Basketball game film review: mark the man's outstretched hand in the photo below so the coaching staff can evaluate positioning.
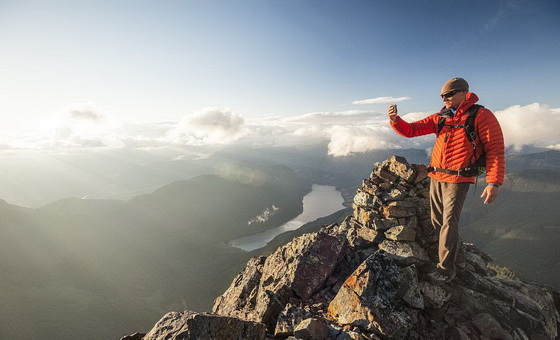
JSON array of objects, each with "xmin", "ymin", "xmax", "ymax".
[
  {"xmin": 387, "ymin": 104, "xmax": 398, "ymax": 122},
  {"xmin": 481, "ymin": 185, "xmax": 499, "ymax": 204}
]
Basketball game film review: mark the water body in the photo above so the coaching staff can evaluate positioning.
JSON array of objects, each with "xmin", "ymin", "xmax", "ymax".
[{"xmin": 230, "ymin": 185, "xmax": 345, "ymax": 251}]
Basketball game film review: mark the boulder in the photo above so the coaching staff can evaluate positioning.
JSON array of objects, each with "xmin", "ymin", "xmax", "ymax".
[
  {"xmin": 378, "ymin": 240, "xmax": 429, "ymax": 266},
  {"xmin": 398, "ymin": 265, "xmax": 424, "ymax": 309},
  {"xmin": 472, "ymin": 313, "xmax": 509, "ymax": 339},
  {"xmin": 143, "ymin": 311, "xmax": 266, "ymax": 340},
  {"xmin": 119, "ymin": 333, "xmax": 146, "ymax": 340},
  {"xmin": 385, "ymin": 225, "xmax": 416, "ymax": 242},
  {"xmin": 212, "ymin": 256, "xmax": 266, "ymax": 321},
  {"xmin": 274, "ymin": 304, "xmax": 314, "ymax": 337},
  {"xmin": 328, "ymin": 252, "xmax": 416, "ymax": 338},
  {"xmin": 419, "ymin": 281, "xmax": 450, "ymax": 309},
  {"xmin": 387, "ymin": 155, "xmax": 416, "ymax": 183},
  {"xmin": 293, "ymin": 318, "xmax": 331, "ymax": 340},
  {"xmin": 382, "ymin": 201, "xmax": 417, "ymax": 218},
  {"xmin": 215, "ymin": 231, "xmax": 345, "ymax": 331}
]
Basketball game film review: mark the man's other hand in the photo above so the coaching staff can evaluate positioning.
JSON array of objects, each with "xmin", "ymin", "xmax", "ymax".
[
  {"xmin": 481, "ymin": 185, "xmax": 499, "ymax": 204},
  {"xmin": 387, "ymin": 104, "xmax": 398, "ymax": 122}
]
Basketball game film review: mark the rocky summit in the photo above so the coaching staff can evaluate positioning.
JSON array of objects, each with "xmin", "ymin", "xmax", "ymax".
[{"xmin": 121, "ymin": 156, "xmax": 560, "ymax": 340}]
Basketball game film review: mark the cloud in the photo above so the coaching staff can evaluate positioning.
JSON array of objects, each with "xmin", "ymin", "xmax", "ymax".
[
  {"xmin": 352, "ymin": 96, "xmax": 410, "ymax": 105},
  {"xmin": 401, "ymin": 111, "xmax": 431, "ymax": 122},
  {"xmin": 494, "ymin": 103, "xmax": 560, "ymax": 151},
  {"xmin": 41, "ymin": 103, "xmax": 126, "ymax": 149},
  {"xmin": 166, "ymin": 107, "xmax": 248, "ymax": 145},
  {"xmin": 326, "ymin": 125, "xmax": 398, "ymax": 156},
  {"xmin": 67, "ymin": 105, "xmax": 105, "ymax": 121},
  {"xmin": 6, "ymin": 102, "xmax": 558, "ymax": 158}
]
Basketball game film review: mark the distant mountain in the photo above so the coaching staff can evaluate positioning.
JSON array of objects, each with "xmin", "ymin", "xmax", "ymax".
[
  {"xmin": 460, "ymin": 154, "xmax": 560, "ymax": 289},
  {"xmin": 212, "ymin": 145, "xmax": 429, "ymax": 202},
  {"xmin": 0, "ymin": 163, "xmax": 310, "ymax": 340},
  {"xmin": 505, "ymin": 149, "xmax": 560, "ymax": 171}
]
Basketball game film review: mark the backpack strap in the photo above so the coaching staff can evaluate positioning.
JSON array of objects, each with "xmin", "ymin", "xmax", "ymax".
[
  {"xmin": 436, "ymin": 104, "xmax": 483, "ymax": 139},
  {"xmin": 464, "ymin": 104, "xmax": 483, "ymax": 146}
]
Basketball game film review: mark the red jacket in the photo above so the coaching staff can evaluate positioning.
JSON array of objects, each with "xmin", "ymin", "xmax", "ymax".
[{"xmin": 390, "ymin": 92, "xmax": 505, "ymax": 185}]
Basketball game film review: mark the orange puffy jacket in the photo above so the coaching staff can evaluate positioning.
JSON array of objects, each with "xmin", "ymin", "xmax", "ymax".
[{"xmin": 390, "ymin": 92, "xmax": 505, "ymax": 185}]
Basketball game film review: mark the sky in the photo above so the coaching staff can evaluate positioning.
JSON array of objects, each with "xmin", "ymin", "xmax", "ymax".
[{"xmin": 1, "ymin": 0, "xmax": 560, "ymax": 157}]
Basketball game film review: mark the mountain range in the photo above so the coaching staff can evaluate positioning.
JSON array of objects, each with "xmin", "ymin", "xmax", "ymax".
[{"xmin": 0, "ymin": 147, "xmax": 559, "ymax": 339}]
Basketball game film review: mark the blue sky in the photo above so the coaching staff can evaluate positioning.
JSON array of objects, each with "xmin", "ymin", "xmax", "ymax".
[{"xmin": 0, "ymin": 0, "xmax": 559, "ymax": 153}]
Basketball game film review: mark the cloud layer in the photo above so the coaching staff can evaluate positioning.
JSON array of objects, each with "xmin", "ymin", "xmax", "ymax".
[
  {"xmin": 2, "ymin": 102, "xmax": 559, "ymax": 157},
  {"xmin": 494, "ymin": 103, "xmax": 560, "ymax": 151}
]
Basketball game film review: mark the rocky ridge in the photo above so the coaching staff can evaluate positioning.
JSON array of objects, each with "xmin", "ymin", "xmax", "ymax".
[{"xmin": 121, "ymin": 156, "xmax": 560, "ymax": 340}]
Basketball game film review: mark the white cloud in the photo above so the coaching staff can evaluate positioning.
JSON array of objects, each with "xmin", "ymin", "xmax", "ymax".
[
  {"xmin": 401, "ymin": 111, "xmax": 431, "ymax": 122},
  {"xmin": 353, "ymin": 96, "xmax": 410, "ymax": 105},
  {"xmin": 326, "ymin": 125, "xmax": 398, "ymax": 156},
  {"xmin": 494, "ymin": 103, "xmax": 560, "ymax": 151},
  {"xmin": 5, "ymin": 102, "xmax": 558, "ymax": 158},
  {"xmin": 166, "ymin": 107, "xmax": 248, "ymax": 145},
  {"xmin": 15, "ymin": 103, "xmax": 127, "ymax": 150}
]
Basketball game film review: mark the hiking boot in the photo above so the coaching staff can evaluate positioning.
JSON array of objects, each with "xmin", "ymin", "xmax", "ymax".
[{"xmin": 425, "ymin": 271, "xmax": 455, "ymax": 285}]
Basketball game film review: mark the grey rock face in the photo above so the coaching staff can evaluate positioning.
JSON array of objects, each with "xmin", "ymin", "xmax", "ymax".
[
  {"xmin": 212, "ymin": 256, "xmax": 266, "ymax": 321},
  {"xmin": 327, "ymin": 252, "xmax": 417, "ymax": 338},
  {"xmin": 214, "ymin": 231, "xmax": 345, "ymax": 331},
  {"xmin": 378, "ymin": 240, "xmax": 430, "ymax": 266},
  {"xmin": 142, "ymin": 311, "xmax": 266, "ymax": 340},
  {"xmin": 293, "ymin": 318, "xmax": 331, "ymax": 340}
]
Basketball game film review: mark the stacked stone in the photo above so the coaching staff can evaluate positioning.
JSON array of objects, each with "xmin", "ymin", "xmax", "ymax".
[{"xmin": 342, "ymin": 155, "xmax": 435, "ymax": 266}]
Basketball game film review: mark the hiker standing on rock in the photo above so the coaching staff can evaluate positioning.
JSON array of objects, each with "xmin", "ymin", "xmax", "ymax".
[{"xmin": 387, "ymin": 77, "xmax": 505, "ymax": 285}]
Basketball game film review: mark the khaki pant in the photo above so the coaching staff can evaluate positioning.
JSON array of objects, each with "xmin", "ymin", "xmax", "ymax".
[{"xmin": 429, "ymin": 178, "xmax": 469, "ymax": 275}]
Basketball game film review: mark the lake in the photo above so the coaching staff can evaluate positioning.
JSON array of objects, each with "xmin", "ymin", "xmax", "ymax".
[{"xmin": 230, "ymin": 184, "xmax": 345, "ymax": 251}]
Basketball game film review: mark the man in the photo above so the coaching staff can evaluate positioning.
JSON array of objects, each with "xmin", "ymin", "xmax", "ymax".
[{"xmin": 387, "ymin": 77, "xmax": 505, "ymax": 284}]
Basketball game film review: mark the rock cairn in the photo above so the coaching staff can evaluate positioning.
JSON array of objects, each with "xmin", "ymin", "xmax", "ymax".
[{"xmin": 121, "ymin": 156, "xmax": 560, "ymax": 340}]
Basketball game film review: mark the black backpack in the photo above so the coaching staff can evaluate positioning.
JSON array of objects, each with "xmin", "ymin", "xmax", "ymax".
[{"xmin": 436, "ymin": 104, "xmax": 486, "ymax": 177}]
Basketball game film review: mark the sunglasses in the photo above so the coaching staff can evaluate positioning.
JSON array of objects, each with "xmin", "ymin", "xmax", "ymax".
[{"xmin": 441, "ymin": 90, "xmax": 460, "ymax": 99}]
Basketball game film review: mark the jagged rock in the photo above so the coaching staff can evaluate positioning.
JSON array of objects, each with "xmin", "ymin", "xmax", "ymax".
[
  {"xmin": 328, "ymin": 252, "xmax": 416, "ymax": 338},
  {"xmin": 353, "ymin": 205, "xmax": 379, "ymax": 227},
  {"xmin": 142, "ymin": 311, "xmax": 266, "ymax": 340},
  {"xmin": 372, "ymin": 218, "xmax": 399, "ymax": 231},
  {"xmin": 374, "ymin": 168, "xmax": 397, "ymax": 183},
  {"xmin": 274, "ymin": 304, "xmax": 314, "ymax": 337},
  {"xmin": 336, "ymin": 330, "xmax": 374, "ymax": 340},
  {"xmin": 413, "ymin": 164, "xmax": 429, "ymax": 184},
  {"xmin": 385, "ymin": 225, "xmax": 416, "ymax": 242},
  {"xmin": 378, "ymin": 240, "xmax": 429, "ymax": 266},
  {"xmin": 345, "ymin": 218, "xmax": 382, "ymax": 249},
  {"xmin": 387, "ymin": 155, "xmax": 416, "ymax": 183},
  {"xmin": 451, "ymin": 271, "xmax": 559, "ymax": 339},
  {"xmin": 465, "ymin": 248, "xmax": 493, "ymax": 276},
  {"xmin": 444, "ymin": 326, "xmax": 471, "ymax": 340},
  {"xmin": 472, "ymin": 313, "xmax": 509, "ymax": 339},
  {"xmin": 419, "ymin": 281, "xmax": 450, "ymax": 309},
  {"xmin": 212, "ymin": 256, "xmax": 266, "ymax": 321},
  {"xmin": 119, "ymin": 333, "xmax": 146, "ymax": 340},
  {"xmin": 293, "ymin": 318, "xmax": 331, "ymax": 340},
  {"xmin": 398, "ymin": 265, "xmax": 424, "ymax": 309},
  {"xmin": 215, "ymin": 232, "xmax": 345, "ymax": 331},
  {"xmin": 382, "ymin": 201, "xmax": 417, "ymax": 218}
]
